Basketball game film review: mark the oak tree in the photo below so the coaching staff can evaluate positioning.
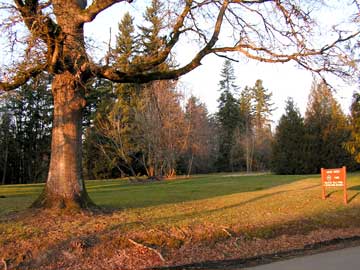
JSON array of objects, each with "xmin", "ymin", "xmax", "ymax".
[{"xmin": 0, "ymin": 0, "xmax": 358, "ymax": 209}]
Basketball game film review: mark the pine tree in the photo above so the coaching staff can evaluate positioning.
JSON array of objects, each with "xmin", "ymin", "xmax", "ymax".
[
  {"xmin": 272, "ymin": 98, "xmax": 306, "ymax": 174},
  {"xmin": 216, "ymin": 60, "xmax": 242, "ymax": 172}
]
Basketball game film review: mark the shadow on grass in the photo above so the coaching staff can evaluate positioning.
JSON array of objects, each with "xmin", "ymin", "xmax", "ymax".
[
  {"xmin": 88, "ymin": 175, "xmax": 313, "ymax": 210},
  {"xmin": 348, "ymin": 186, "xmax": 360, "ymax": 203}
]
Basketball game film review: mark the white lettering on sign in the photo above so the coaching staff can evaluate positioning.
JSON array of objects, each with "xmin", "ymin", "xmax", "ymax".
[{"xmin": 324, "ymin": 181, "xmax": 344, "ymax": 187}]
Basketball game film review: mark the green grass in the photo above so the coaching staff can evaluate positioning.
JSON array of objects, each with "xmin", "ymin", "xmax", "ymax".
[{"xmin": 0, "ymin": 173, "xmax": 311, "ymax": 215}]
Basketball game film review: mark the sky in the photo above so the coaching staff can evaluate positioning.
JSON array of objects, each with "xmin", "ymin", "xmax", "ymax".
[{"xmin": 83, "ymin": 0, "xmax": 358, "ymax": 126}]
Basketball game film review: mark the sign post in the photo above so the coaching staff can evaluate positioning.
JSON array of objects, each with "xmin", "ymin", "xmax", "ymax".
[{"xmin": 321, "ymin": 166, "xmax": 347, "ymax": 205}]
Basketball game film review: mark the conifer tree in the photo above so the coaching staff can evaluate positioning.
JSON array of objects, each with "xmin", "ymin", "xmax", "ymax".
[
  {"xmin": 304, "ymin": 81, "xmax": 353, "ymax": 173},
  {"xmin": 346, "ymin": 93, "xmax": 360, "ymax": 166},
  {"xmin": 0, "ymin": 75, "xmax": 53, "ymax": 184},
  {"xmin": 250, "ymin": 79, "xmax": 274, "ymax": 171},
  {"xmin": 272, "ymin": 98, "xmax": 306, "ymax": 174},
  {"xmin": 216, "ymin": 60, "xmax": 242, "ymax": 172}
]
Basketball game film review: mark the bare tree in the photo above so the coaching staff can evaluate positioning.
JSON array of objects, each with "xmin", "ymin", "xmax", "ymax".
[
  {"xmin": 135, "ymin": 80, "xmax": 185, "ymax": 179},
  {"xmin": 0, "ymin": 0, "xmax": 359, "ymax": 210}
]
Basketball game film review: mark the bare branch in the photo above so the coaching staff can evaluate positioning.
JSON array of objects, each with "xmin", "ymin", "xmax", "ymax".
[
  {"xmin": 80, "ymin": 0, "xmax": 133, "ymax": 23},
  {"xmin": 0, "ymin": 64, "xmax": 46, "ymax": 91}
]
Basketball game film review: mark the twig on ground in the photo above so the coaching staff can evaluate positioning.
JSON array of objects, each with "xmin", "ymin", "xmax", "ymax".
[
  {"xmin": 222, "ymin": 227, "xmax": 233, "ymax": 237},
  {"xmin": 128, "ymin": 239, "xmax": 165, "ymax": 262}
]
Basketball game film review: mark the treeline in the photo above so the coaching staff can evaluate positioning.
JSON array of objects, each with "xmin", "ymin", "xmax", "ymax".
[
  {"xmin": 272, "ymin": 82, "xmax": 360, "ymax": 174},
  {"xmin": 1, "ymin": 0, "xmax": 360, "ymax": 184}
]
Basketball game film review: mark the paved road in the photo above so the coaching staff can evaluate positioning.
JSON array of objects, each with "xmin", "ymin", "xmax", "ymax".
[{"xmin": 243, "ymin": 246, "xmax": 360, "ymax": 270}]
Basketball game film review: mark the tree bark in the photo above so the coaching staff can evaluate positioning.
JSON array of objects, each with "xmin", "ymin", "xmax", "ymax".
[{"xmin": 32, "ymin": 72, "xmax": 93, "ymax": 209}]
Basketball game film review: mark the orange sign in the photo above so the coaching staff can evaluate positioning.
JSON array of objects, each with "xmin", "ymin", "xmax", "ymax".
[{"xmin": 321, "ymin": 166, "xmax": 347, "ymax": 205}]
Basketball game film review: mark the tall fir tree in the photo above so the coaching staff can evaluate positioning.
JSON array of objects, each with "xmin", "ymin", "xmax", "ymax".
[
  {"xmin": 138, "ymin": 0, "xmax": 167, "ymax": 69},
  {"xmin": 271, "ymin": 98, "xmax": 306, "ymax": 174},
  {"xmin": 252, "ymin": 79, "xmax": 274, "ymax": 133},
  {"xmin": 113, "ymin": 12, "xmax": 137, "ymax": 71},
  {"xmin": 216, "ymin": 60, "xmax": 242, "ymax": 172}
]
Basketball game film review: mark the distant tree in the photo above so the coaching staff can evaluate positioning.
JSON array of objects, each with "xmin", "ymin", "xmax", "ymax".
[
  {"xmin": 304, "ymin": 81, "xmax": 353, "ymax": 173},
  {"xmin": 0, "ymin": 75, "xmax": 53, "ymax": 184},
  {"xmin": 346, "ymin": 93, "xmax": 360, "ymax": 166},
  {"xmin": 83, "ymin": 79, "xmax": 118, "ymax": 180},
  {"xmin": 272, "ymin": 98, "xmax": 306, "ymax": 174},
  {"xmin": 136, "ymin": 81, "xmax": 185, "ymax": 178},
  {"xmin": 251, "ymin": 79, "xmax": 274, "ymax": 171},
  {"xmin": 0, "ymin": 111, "xmax": 13, "ymax": 185},
  {"xmin": 239, "ymin": 86, "xmax": 254, "ymax": 172},
  {"xmin": 182, "ymin": 96, "xmax": 213, "ymax": 175},
  {"xmin": 216, "ymin": 60, "xmax": 242, "ymax": 172},
  {"xmin": 112, "ymin": 12, "xmax": 137, "ymax": 70}
]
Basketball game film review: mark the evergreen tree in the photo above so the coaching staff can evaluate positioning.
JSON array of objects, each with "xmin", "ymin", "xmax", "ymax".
[
  {"xmin": 271, "ymin": 98, "xmax": 306, "ymax": 174},
  {"xmin": 113, "ymin": 12, "xmax": 137, "ymax": 70},
  {"xmin": 346, "ymin": 92, "xmax": 360, "ymax": 167},
  {"xmin": 304, "ymin": 81, "xmax": 353, "ymax": 173},
  {"xmin": 250, "ymin": 79, "xmax": 274, "ymax": 171},
  {"xmin": 252, "ymin": 79, "xmax": 274, "ymax": 132},
  {"xmin": 0, "ymin": 75, "xmax": 53, "ymax": 184},
  {"xmin": 0, "ymin": 110, "xmax": 14, "ymax": 184},
  {"xmin": 139, "ymin": 0, "xmax": 165, "ymax": 58},
  {"xmin": 216, "ymin": 60, "xmax": 242, "ymax": 172}
]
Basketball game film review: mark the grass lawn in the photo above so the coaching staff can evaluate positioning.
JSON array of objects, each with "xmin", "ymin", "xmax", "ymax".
[{"xmin": 1, "ymin": 172, "xmax": 360, "ymax": 269}]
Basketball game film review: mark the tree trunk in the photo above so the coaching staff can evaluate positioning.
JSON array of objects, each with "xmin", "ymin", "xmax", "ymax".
[
  {"xmin": 1, "ymin": 144, "xmax": 8, "ymax": 185},
  {"xmin": 32, "ymin": 72, "xmax": 93, "ymax": 209}
]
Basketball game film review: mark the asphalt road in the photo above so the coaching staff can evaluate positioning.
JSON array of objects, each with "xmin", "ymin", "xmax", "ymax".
[{"xmin": 243, "ymin": 246, "xmax": 360, "ymax": 270}]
